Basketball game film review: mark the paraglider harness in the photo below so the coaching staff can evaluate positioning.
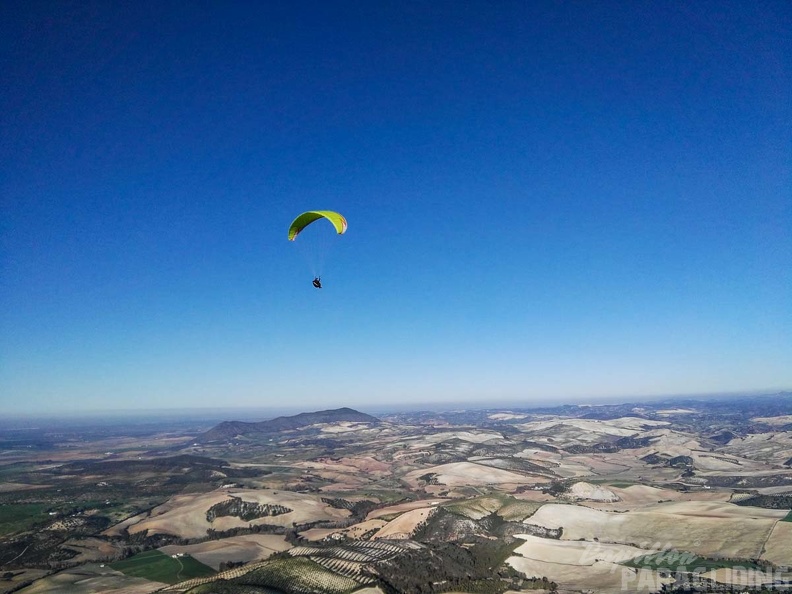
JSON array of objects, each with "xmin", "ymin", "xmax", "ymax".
[{"xmin": 312, "ymin": 277, "xmax": 322, "ymax": 289}]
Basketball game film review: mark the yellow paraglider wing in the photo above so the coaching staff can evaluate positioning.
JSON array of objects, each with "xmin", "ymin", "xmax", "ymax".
[{"xmin": 287, "ymin": 211, "xmax": 348, "ymax": 241}]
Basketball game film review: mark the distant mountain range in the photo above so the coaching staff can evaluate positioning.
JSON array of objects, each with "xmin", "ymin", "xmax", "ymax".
[{"xmin": 196, "ymin": 407, "xmax": 380, "ymax": 443}]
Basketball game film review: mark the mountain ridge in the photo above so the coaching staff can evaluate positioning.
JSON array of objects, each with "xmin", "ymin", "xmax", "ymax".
[{"xmin": 197, "ymin": 407, "xmax": 380, "ymax": 442}]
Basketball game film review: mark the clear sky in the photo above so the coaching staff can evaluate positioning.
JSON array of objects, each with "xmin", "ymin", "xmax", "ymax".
[{"xmin": 1, "ymin": 1, "xmax": 790, "ymax": 415}]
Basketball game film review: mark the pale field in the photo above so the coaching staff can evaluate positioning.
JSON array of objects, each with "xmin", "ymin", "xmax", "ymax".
[
  {"xmin": 290, "ymin": 457, "xmax": 394, "ymax": 489},
  {"xmin": 568, "ymin": 481, "xmax": 619, "ymax": 502},
  {"xmin": 125, "ymin": 488, "xmax": 350, "ymax": 539},
  {"xmin": 575, "ymin": 428, "xmax": 782, "ymax": 474},
  {"xmin": 656, "ymin": 409, "xmax": 697, "ymax": 414},
  {"xmin": 367, "ymin": 499, "xmax": 446, "ymax": 520},
  {"xmin": 506, "ymin": 534, "xmax": 669, "ymax": 594},
  {"xmin": 632, "ymin": 429, "xmax": 701, "ymax": 457},
  {"xmin": 695, "ymin": 468, "xmax": 792, "ymax": 482},
  {"xmin": 761, "ymin": 520, "xmax": 792, "ymax": 566},
  {"xmin": 510, "ymin": 490, "xmax": 557, "ymax": 503},
  {"xmin": 516, "ymin": 417, "xmax": 669, "ymax": 439},
  {"xmin": 514, "ymin": 448, "xmax": 561, "ymax": 462},
  {"xmin": 526, "ymin": 502, "xmax": 786, "ymax": 558},
  {"xmin": 754, "ymin": 485, "xmax": 792, "ymax": 495},
  {"xmin": 295, "ymin": 455, "xmax": 391, "ymax": 476},
  {"xmin": 722, "ymin": 431, "xmax": 792, "ymax": 465},
  {"xmin": 751, "ymin": 415, "xmax": 792, "ymax": 426},
  {"xmin": 512, "ymin": 533, "xmax": 656, "ymax": 565},
  {"xmin": 406, "ymin": 430, "xmax": 505, "ymax": 446},
  {"xmin": 403, "ymin": 461, "xmax": 541, "ymax": 488},
  {"xmin": 159, "ymin": 534, "xmax": 289, "ymax": 569},
  {"xmin": 487, "ymin": 413, "xmax": 527, "ymax": 420},
  {"xmin": 687, "ymin": 451, "xmax": 765, "ymax": 472},
  {"xmin": 564, "ymin": 455, "xmax": 632, "ymax": 475},
  {"xmin": 514, "ymin": 449, "xmax": 594, "ymax": 478},
  {"xmin": 16, "ymin": 563, "xmax": 166, "ymax": 594},
  {"xmin": 0, "ymin": 482, "xmax": 51, "ymax": 492},
  {"xmin": 372, "ymin": 506, "xmax": 436, "ymax": 539},
  {"xmin": 300, "ymin": 518, "xmax": 388, "ymax": 541},
  {"xmin": 318, "ymin": 421, "xmax": 379, "ymax": 433},
  {"xmin": 126, "ymin": 491, "xmax": 230, "ymax": 539},
  {"xmin": 582, "ymin": 485, "xmax": 729, "ymax": 512}
]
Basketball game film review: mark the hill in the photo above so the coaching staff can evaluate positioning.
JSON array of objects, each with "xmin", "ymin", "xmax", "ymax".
[{"xmin": 196, "ymin": 407, "xmax": 380, "ymax": 443}]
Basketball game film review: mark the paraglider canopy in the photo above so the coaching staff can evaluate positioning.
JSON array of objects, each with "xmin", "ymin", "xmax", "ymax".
[
  {"xmin": 288, "ymin": 211, "xmax": 347, "ymax": 241},
  {"xmin": 288, "ymin": 211, "xmax": 347, "ymax": 287}
]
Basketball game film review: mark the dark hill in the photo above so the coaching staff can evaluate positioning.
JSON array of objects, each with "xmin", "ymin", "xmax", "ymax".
[{"xmin": 197, "ymin": 407, "xmax": 380, "ymax": 443}]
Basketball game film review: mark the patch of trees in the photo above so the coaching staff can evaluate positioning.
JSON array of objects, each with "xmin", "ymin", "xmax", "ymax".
[
  {"xmin": 424, "ymin": 452, "xmax": 467, "ymax": 464},
  {"xmin": 366, "ymin": 541, "xmax": 557, "ymax": 594},
  {"xmin": 412, "ymin": 508, "xmax": 487, "ymax": 542},
  {"xmin": 706, "ymin": 474, "xmax": 792, "ymax": 488},
  {"xmin": 660, "ymin": 580, "xmax": 785, "ymax": 594},
  {"xmin": 519, "ymin": 440, "xmax": 559, "ymax": 453},
  {"xmin": 217, "ymin": 560, "xmax": 247, "ymax": 571},
  {"xmin": 520, "ymin": 523, "xmax": 562, "ymax": 539},
  {"xmin": 476, "ymin": 457, "xmax": 550, "ymax": 475},
  {"xmin": 708, "ymin": 430, "xmax": 735, "ymax": 445},
  {"xmin": 668, "ymin": 455, "xmax": 694, "ymax": 469},
  {"xmin": 289, "ymin": 437, "xmax": 343, "ymax": 450},
  {"xmin": 417, "ymin": 472, "xmax": 441, "ymax": 486},
  {"xmin": 732, "ymin": 494, "xmax": 792, "ymax": 509},
  {"xmin": 542, "ymin": 480, "xmax": 569, "ymax": 496},
  {"xmin": 206, "ymin": 496, "xmax": 291, "ymax": 522},
  {"xmin": 206, "ymin": 523, "xmax": 287, "ymax": 540},
  {"xmin": 125, "ymin": 530, "xmax": 185, "ymax": 549},
  {"xmin": 320, "ymin": 497, "xmax": 377, "ymax": 520},
  {"xmin": 615, "ymin": 435, "xmax": 657, "ymax": 449},
  {"xmin": 565, "ymin": 442, "xmax": 620, "ymax": 454},
  {"xmin": 1, "ymin": 528, "xmax": 92, "ymax": 570},
  {"xmin": 566, "ymin": 435, "xmax": 655, "ymax": 454}
]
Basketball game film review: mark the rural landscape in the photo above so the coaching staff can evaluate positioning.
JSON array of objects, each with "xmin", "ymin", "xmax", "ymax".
[
  {"xmin": 3, "ymin": 2, "xmax": 789, "ymax": 594},
  {"xmin": 1, "ymin": 394, "xmax": 791, "ymax": 594}
]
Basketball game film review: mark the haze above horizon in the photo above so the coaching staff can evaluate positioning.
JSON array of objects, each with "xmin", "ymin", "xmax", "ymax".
[{"xmin": 2, "ymin": 1, "xmax": 790, "ymax": 414}]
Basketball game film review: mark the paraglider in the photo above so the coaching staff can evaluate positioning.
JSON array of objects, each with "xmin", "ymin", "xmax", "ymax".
[
  {"xmin": 287, "ymin": 210, "xmax": 347, "ymax": 241},
  {"xmin": 288, "ymin": 211, "xmax": 347, "ymax": 287}
]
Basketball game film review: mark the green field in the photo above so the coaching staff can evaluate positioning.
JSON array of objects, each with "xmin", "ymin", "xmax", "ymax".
[
  {"xmin": 782, "ymin": 510, "xmax": 792, "ymax": 522},
  {"xmin": 110, "ymin": 549, "xmax": 216, "ymax": 584},
  {"xmin": 0, "ymin": 503, "xmax": 50, "ymax": 536}
]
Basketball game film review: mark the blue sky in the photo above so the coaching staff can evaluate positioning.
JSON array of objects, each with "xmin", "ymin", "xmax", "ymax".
[{"xmin": 1, "ymin": 1, "xmax": 790, "ymax": 415}]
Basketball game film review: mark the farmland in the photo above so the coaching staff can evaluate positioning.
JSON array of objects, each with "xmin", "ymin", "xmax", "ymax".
[
  {"xmin": 1, "ymin": 396, "xmax": 792, "ymax": 593},
  {"xmin": 110, "ymin": 549, "xmax": 216, "ymax": 584}
]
